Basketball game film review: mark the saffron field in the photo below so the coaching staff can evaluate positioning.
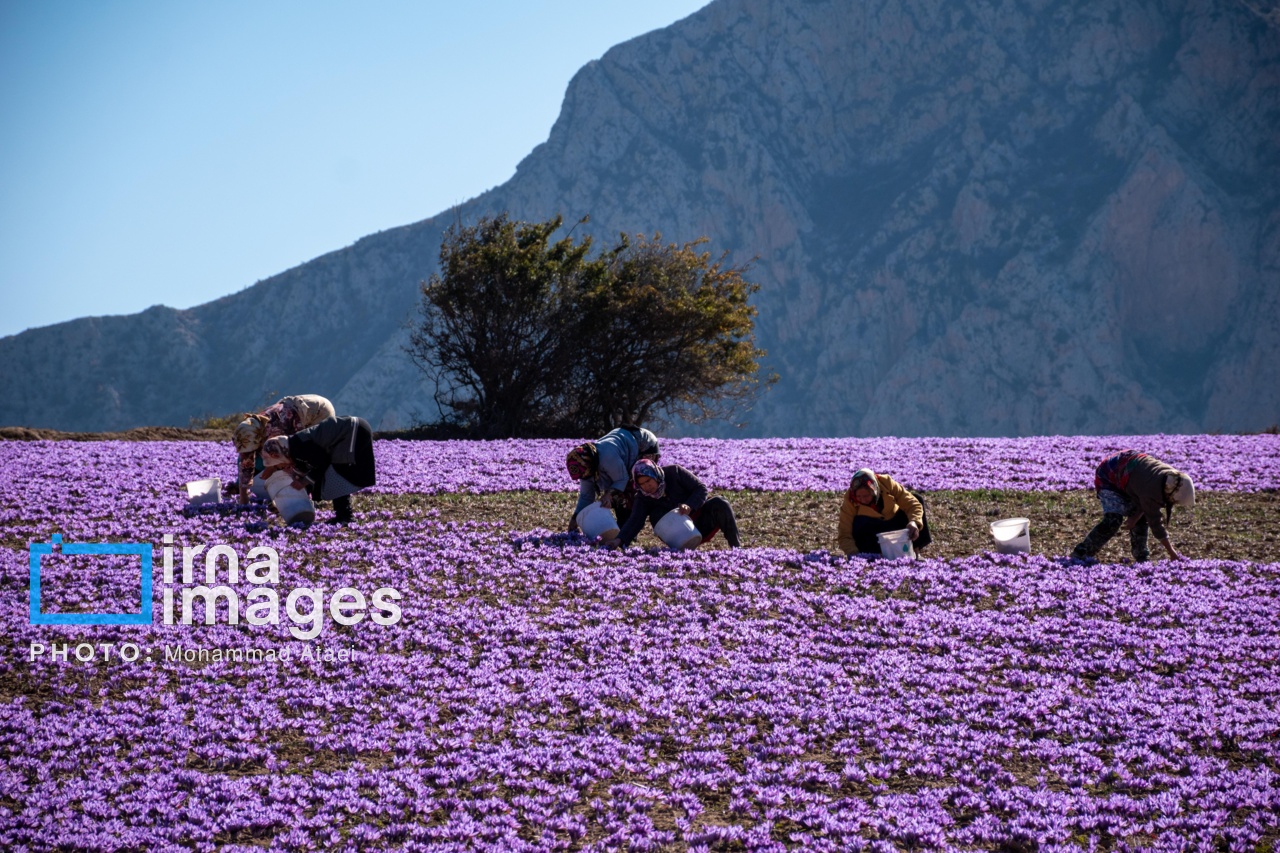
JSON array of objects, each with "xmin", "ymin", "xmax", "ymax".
[{"xmin": 1, "ymin": 436, "xmax": 1278, "ymax": 851}]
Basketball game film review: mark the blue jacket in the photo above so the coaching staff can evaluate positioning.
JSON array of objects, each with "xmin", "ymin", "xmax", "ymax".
[{"xmin": 572, "ymin": 428, "xmax": 640, "ymax": 517}]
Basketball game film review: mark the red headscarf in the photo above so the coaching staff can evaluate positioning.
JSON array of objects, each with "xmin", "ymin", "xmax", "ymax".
[{"xmin": 565, "ymin": 443, "xmax": 599, "ymax": 481}]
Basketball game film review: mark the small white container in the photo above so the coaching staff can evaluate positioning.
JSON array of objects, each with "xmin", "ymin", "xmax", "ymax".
[
  {"xmin": 576, "ymin": 501, "xmax": 619, "ymax": 541},
  {"xmin": 185, "ymin": 478, "xmax": 221, "ymax": 507},
  {"xmin": 264, "ymin": 470, "xmax": 315, "ymax": 524},
  {"xmin": 990, "ymin": 517, "xmax": 1031, "ymax": 554},
  {"xmin": 877, "ymin": 528, "xmax": 915, "ymax": 560},
  {"xmin": 654, "ymin": 511, "xmax": 703, "ymax": 550}
]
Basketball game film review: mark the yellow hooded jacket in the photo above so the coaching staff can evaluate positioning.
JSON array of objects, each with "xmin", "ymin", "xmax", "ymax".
[{"xmin": 837, "ymin": 473, "xmax": 924, "ymax": 556}]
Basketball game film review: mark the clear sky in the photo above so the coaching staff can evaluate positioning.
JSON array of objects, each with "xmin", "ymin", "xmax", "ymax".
[{"xmin": 0, "ymin": 0, "xmax": 710, "ymax": 339}]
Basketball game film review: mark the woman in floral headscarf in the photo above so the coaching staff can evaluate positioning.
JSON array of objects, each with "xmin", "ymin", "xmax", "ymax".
[
  {"xmin": 233, "ymin": 394, "xmax": 335, "ymax": 504},
  {"xmin": 837, "ymin": 468, "xmax": 931, "ymax": 556},
  {"xmin": 605, "ymin": 458, "xmax": 741, "ymax": 549},
  {"xmin": 565, "ymin": 425, "xmax": 660, "ymax": 532}
]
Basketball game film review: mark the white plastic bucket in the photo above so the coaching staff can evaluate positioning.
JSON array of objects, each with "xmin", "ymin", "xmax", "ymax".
[
  {"xmin": 576, "ymin": 501, "xmax": 619, "ymax": 541},
  {"xmin": 877, "ymin": 528, "xmax": 915, "ymax": 560},
  {"xmin": 264, "ymin": 470, "xmax": 315, "ymax": 524},
  {"xmin": 654, "ymin": 511, "xmax": 703, "ymax": 550},
  {"xmin": 990, "ymin": 517, "xmax": 1031, "ymax": 554},
  {"xmin": 185, "ymin": 478, "xmax": 221, "ymax": 507}
]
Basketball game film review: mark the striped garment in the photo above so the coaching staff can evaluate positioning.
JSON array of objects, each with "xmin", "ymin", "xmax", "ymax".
[{"xmin": 1094, "ymin": 450, "xmax": 1150, "ymax": 492}]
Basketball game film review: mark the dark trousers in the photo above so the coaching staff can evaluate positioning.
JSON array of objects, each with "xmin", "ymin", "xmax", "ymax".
[
  {"xmin": 690, "ymin": 497, "xmax": 740, "ymax": 547},
  {"xmin": 850, "ymin": 496, "xmax": 932, "ymax": 554}
]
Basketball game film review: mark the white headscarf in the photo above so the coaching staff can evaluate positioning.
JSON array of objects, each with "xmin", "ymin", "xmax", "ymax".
[{"xmin": 1166, "ymin": 472, "xmax": 1195, "ymax": 508}]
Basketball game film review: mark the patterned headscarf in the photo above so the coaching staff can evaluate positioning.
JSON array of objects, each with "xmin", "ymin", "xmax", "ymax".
[
  {"xmin": 847, "ymin": 468, "xmax": 881, "ymax": 506},
  {"xmin": 261, "ymin": 436, "xmax": 291, "ymax": 468},
  {"xmin": 233, "ymin": 415, "xmax": 269, "ymax": 453},
  {"xmin": 631, "ymin": 459, "xmax": 666, "ymax": 498},
  {"xmin": 262, "ymin": 399, "xmax": 302, "ymax": 436},
  {"xmin": 565, "ymin": 443, "xmax": 599, "ymax": 481}
]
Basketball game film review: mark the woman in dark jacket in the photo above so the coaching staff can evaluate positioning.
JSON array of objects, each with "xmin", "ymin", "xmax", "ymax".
[
  {"xmin": 261, "ymin": 416, "xmax": 376, "ymax": 524},
  {"xmin": 605, "ymin": 459, "xmax": 740, "ymax": 549}
]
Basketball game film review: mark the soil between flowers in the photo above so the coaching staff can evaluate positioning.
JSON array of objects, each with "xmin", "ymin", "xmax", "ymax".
[{"xmin": 376, "ymin": 489, "xmax": 1280, "ymax": 564}]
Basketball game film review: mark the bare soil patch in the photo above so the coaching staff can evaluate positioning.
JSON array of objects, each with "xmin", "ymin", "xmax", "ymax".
[
  {"xmin": 371, "ymin": 489, "xmax": 1280, "ymax": 563},
  {"xmin": 0, "ymin": 426, "xmax": 229, "ymax": 442}
]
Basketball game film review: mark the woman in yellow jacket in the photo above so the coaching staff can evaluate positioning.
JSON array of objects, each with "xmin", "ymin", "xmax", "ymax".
[{"xmin": 837, "ymin": 468, "xmax": 932, "ymax": 555}]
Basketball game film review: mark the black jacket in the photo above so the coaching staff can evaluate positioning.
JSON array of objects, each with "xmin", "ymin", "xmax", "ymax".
[
  {"xmin": 290, "ymin": 416, "xmax": 376, "ymax": 493},
  {"xmin": 617, "ymin": 464, "xmax": 708, "ymax": 546}
]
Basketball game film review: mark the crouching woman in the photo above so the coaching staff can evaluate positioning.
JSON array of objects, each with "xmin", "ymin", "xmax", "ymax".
[
  {"xmin": 260, "ymin": 416, "xmax": 376, "ymax": 524},
  {"xmin": 233, "ymin": 393, "xmax": 336, "ymax": 504},
  {"xmin": 838, "ymin": 468, "xmax": 932, "ymax": 556},
  {"xmin": 606, "ymin": 459, "xmax": 741, "ymax": 549},
  {"xmin": 565, "ymin": 426, "xmax": 661, "ymax": 531}
]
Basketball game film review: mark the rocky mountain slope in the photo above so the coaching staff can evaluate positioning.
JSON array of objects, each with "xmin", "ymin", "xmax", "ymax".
[{"xmin": 3, "ymin": 0, "xmax": 1277, "ymax": 436}]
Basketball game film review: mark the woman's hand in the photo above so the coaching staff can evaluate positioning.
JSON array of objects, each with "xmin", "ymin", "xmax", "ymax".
[
  {"xmin": 603, "ymin": 537, "xmax": 621, "ymax": 550},
  {"xmin": 907, "ymin": 521, "xmax": 920, "ymax": 541},
  {"xmin": 676, "ymin": 504, "xmax": 691, "ymax": 516},
  {"xmin": 599, "ymin": 491, "xmax": 613, "ymax": 510}
]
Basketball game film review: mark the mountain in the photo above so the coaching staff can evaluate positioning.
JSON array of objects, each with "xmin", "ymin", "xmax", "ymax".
[{"xmin": 3, "ymin": 0, "xmax": 1278, "ymax": 436}]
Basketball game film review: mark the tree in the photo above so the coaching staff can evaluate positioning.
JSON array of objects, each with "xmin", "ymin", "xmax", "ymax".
[
  {"xmin": 407, "ymin": 214, "xmax": 600, "ymax": 438},
  {"xmin": 558, "ymin": 233, "xmax": 770, "ymax": 431},
  {"xmin": 407, "ymin": 213, "xmax": 772, "ymax": 437}
]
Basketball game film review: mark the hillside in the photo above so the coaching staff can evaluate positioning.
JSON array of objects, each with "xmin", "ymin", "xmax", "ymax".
[{"xmin": 2, "ymin": 0, "xmax": 1278, "ymax": 435}]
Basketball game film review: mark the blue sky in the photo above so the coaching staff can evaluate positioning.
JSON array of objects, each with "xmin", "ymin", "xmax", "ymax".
[{"xmin": 0, "ymin": 1, "xmax": 709, "ymax": 339}]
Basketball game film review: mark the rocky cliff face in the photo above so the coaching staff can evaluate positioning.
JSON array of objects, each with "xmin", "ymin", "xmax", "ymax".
[{"xmin": 3, "ymin": 0, "xmax": 1277, "ymax": 436}]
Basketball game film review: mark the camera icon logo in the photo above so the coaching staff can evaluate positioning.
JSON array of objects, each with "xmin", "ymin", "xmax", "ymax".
[{"xmin": 29, "ymin": 534, "xmax": 153, "ymax": 625}]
